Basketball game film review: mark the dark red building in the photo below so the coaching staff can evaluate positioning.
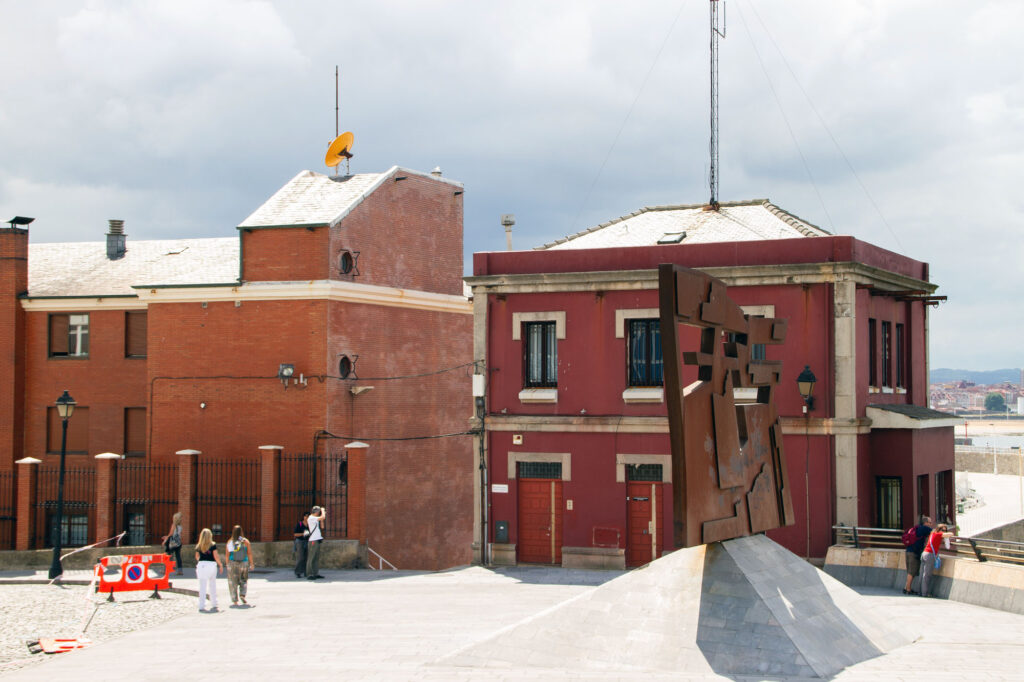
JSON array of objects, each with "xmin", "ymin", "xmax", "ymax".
[
  {"xmin": 467, "ymin": 200, "xmax": 958, "ymax": 568},
  {"xmin": 1, "ymin": 166, "xmax": 474, "ymax": 570}
]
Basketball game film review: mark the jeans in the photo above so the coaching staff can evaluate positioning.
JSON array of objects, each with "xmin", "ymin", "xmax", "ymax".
[
  {"xmin": 920, "ymin": 551, "xmax": 938, "ymax": 596},
  {"xmin": 227, "ymin": 560, "xmax": 249, "ymax": 602},
  {"xmin": 196, "ymin": 561, "xmax": 218, "ymax": 610},
  {"xmin": 306, "ymin": 540, "xmax": 321, "ymax": 577},
  {"xmin": 168, "ymin": 546, "xmax": 183, "ymax": 573},
  {"xmin": 294, "ymin": 540, "xmax": 308, "ymax": 576}
]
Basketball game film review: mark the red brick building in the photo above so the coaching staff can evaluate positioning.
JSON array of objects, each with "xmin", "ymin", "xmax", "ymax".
[
  {"xmin": 467, "ymin": 200, "xmax": 958, "ymax": 568},
  {"xmin": 0, "ymin": 166, "xmax": 474, "ymax": 570}
]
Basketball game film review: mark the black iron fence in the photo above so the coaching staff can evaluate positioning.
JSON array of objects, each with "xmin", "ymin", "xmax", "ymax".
[
  {"xmin": 115, "ymin": 461, "xmax": 178, "ymax": 546},
  {"xmin": 278, "ymin": 452, "xmax": 347, "ymax": 540},
  {"xmin": 0, "ymin": 470, "xmax": 14, "ymax": 550},
  {"xmin": 197, "ymin": 458, "xmax": 259, "ymax": 542},
  {"xmin": 34, "ymin": 467, "xmax": 96, "ymax": 548},
  {"xmin": 833, "ymin": 525, "xmax": 1024, "ymax": 567}
]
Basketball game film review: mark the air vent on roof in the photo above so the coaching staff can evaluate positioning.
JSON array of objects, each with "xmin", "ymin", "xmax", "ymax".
[
  {"xmin": 657, "ymin": 231, "xmax": 686, "ymax": 244},
  {"xmin": 106, "ymin": 219, "xmax": 126, "ymax": 260}
]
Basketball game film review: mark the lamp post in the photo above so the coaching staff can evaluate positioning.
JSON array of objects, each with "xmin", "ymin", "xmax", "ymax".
[
  {"xmin": 48, "ymin": 390, "xmax": 76, "ymax": 580},
  {"xmin": 796, "ymin": 366, "xmax": 816, "ymax": 558}
]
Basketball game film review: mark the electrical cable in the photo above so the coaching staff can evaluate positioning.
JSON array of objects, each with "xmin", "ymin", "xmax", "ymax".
[{"xmin": 742, "ymin": 1, "xmax": 905, "ymax": 251}]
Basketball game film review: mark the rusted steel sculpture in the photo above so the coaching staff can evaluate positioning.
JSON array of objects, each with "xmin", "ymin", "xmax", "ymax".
[{"xmin": 658, "ymin": 264, "xmax": 794, "ymax": 548}]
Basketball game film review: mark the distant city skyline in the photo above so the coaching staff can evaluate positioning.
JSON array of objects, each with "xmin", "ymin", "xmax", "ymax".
[{"xmin": 1, "ymin": 1, "xmax": 1019, "ymax": 369}]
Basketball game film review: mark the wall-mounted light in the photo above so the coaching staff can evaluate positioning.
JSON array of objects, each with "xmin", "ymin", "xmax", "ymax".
[
  {"xmin": 796, "ymin": 365, "xmax": 816, "ymax": 414},
  {"xmin": 350, "ymin": 385, "xmax": 374, "ymax": 396},
  {"xmin": 279, "ymin": 363, "xmax": 295, "ymax": 387}
]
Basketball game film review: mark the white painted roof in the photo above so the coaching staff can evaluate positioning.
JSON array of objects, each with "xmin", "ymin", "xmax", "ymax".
[
  {"xmin": 539, "ymin": 199, "xmax": 830, "ymax": 250},
  {"xmin": 28, "ymin": 238, "xmax": 239, "ymax": 297},
  {"xmin": 238, "ymin": 166, "xmax": 463, "ymax": 229}
]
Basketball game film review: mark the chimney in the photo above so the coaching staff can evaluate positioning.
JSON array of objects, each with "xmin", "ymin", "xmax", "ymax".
[
  {"xmin": 430, "ymin": 166, "xmax": 442, "ymax": 177},
  {"xmin": 106, "ymin": 219, "xmax": 126, "ymax": 260}
]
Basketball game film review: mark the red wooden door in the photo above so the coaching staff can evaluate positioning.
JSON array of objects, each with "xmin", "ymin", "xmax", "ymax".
[
  {"xmin": 517, "ymin": 479, "xmax": 563, "ymax": 564},
  {"xmin": 626, "ymin": 481, "xmax": 660, "ymax": 567}
]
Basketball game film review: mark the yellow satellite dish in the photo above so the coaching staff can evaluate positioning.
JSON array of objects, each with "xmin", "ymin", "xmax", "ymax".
[{"xmin": 324, "ymin": 131, "xmax": 355, "ymax": 168}]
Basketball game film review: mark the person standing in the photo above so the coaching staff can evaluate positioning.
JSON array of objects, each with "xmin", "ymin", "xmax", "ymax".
[
  {"xmin": 226, "ymin": 525, "xmax": 254, "ymax": 606},
  {"xmin": 194, "ymin": 527, "xmax": 223, "ymax": 612},
  {"xmin": 293, "ymin": 512, "xmax": 310, "ymax": 578},
  {"xmin": 306, "ymin": 506, "xmax": 326, "ymax": 580},
  {"xmin": 903, "ymin": 515, "xmax": 932, "ymax": 594},
  {"xmin": 919, "ymin": 523, "xmax": 948, "ymax": 598},
  {"xmin": 161, "ymin": 512, "xmax": 184, "ymax": 576}
]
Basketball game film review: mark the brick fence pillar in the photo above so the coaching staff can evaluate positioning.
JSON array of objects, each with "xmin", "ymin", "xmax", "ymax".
[
  {"xmin": 15, "ymin": 457, "xmax": 40, "ymax": 550},
  {"xmin": 344, "ymin": 442, "xmax": 368, "ymax": 543},
  {"xmin": 258, "ymin": 445, "xmax": 282, "ymax": 543},
  {"xmin": 176, "ymin": 449, "xmax": 200, "ymax": 545},
  {"xmin": 94, "ymin": 453, "xmax": 120, "ymax": 544}
]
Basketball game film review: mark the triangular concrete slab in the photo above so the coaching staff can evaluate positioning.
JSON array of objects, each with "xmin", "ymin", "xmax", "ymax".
[{"xmin": 440, "ymin": 535, "xmax": 915, "ymax": 678}]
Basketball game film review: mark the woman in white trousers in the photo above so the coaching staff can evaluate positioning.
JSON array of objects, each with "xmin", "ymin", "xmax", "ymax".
[{"xmin": 194, "ymin": 528, "xmax": 224, "ymax": 612}]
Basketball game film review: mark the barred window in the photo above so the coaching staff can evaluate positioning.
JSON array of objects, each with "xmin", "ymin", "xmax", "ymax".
[
  {"xmin": 627, "ymin": 319, "xmax": 663, "ymax": 387},
  {"xmin": 626, "ymin": 463, "xmax": 663, "ymax": 482},
  {"xmin": 523, "ymin": 321, "xmax": 557, "ymax": 388},
  {"xmin": 518, "ymin": 461, "xmax": 562, "ymax": 479}
]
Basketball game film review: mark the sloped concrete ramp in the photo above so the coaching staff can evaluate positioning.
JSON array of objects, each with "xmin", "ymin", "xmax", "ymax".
[{"xmin": 440, "ymin": 535, "xmax": 915, "ymax": 678}]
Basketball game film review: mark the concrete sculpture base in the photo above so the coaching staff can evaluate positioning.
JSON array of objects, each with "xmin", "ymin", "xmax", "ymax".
[{"xmin": 442, "ymin": 534, "xmax": 915, "ymax": 678}]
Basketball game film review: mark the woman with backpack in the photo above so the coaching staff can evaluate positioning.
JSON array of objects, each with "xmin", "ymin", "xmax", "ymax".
[{"xmin": 226, "ymin": 525, "xmax": 254, "ymax": 605}]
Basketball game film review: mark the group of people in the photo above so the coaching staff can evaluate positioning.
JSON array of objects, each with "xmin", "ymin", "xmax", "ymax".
[
  {"xmin": 291, "ymin": 506, "xmax": 327, "ymax": 580},
  {"xmin": 159, "ymin": 505, "xmax": 327, "ymax": 612},
  {"xmin": 903, "ymin": 515, "xmax": 950, "ymax": 598}
]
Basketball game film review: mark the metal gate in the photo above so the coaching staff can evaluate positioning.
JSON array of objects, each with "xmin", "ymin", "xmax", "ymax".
[
  {"xmin": 115, "ymin": 462, "xmax": 178, "ymax": 546},
  {"xmin": 0, "ymin": 470, "xmax": 14, "ymax": 550},
  {"xmin": 196, "ymin": 459, "xmax": 259, "ymax": 542},
  {"xmin": 34, "ymin": 467, "xmax": 96, "ymax": 548},
  {"xmin": 278, "ymin": 452, "xmax": 347, "ymax": 540}
]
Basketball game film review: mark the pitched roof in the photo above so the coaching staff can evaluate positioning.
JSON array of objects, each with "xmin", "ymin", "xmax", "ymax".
[
  {"xmin": 238, "ymin": 166, "xmax": 463, "ymax": 229},
  {"xmin": 27, "ymin": 237, "xmax": 239, "ymax": 297},
  {"xmin": 538, "ymin": 199, "xmax": 830, "ymax": 250}
]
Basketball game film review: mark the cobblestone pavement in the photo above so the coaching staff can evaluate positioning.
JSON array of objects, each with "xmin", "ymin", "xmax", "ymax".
[
  {"xmin": 0, "ymin": 568, "xmax": 1022, "ymax": 680},
  {"xmin": 0, "ymin": 582, "xmax": 194, "ymax": 676}
]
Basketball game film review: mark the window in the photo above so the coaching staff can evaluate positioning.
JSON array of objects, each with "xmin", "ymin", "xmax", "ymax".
[
  {"xmin": 881, "ymin": 321, "xmax": 892, "ymax": 388},
  {"xmin": 124, "ymin": 407, "xmax": 146, "ymax": 457},
  {"xmin": 868, "ymin": 318, "xmax": 877, "ymax": 386},
  {"xmin": 125, "ymin": 311, "xmax": 147, "ymax": 357},
  {"xmin": 627, "ymin": 319, "xmax": 663, "ymax": 387},
  {"xmin": 936, "ymin": 470, "xmax": 951, "ymax": 524},
  {"xmin": 876, "ymin": 476, "xmax": 902, "ymax": 529},
  {"xmin": 47, "ymin": 513, "xmax": 88, "ymax": 547},
  {"xmin": 523, "ymin": 321, "xmax": 557, "ymax": 388},
  {"xmin": 47, "ymin": 406, "xmax": 89, "ymax": 454},
  {"xmin": 917, "ymin": 474, "xmax": 928, "ymax": 521},
  {"xmin": 896, "ymin": 323, "xmax": 906, "ymax": 389},
  {"xmin": 124, "ymin": 506, "xmax": 146, "ymax": 546},
  {"xmin": 518, "ymin": 461, "xmax": 563, "ymax": 479},
  {"xmin": 49, "ymin": 313, "xmax": 89, "ymax": 357},
  {"xmin": 626, "ymin": 463, "xmax": 663, "ymax": 482}
]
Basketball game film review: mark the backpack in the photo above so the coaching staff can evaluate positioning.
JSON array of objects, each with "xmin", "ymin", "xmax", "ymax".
[{"xmin": 901, "ymin": 527, "xmax": 917, "ymax": 547}]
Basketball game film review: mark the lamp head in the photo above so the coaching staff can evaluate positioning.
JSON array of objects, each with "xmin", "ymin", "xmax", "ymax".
[
  {"xmin": 796, "ymin": 365, "xmax": 816, "ymax": 411},
  {"xmin": 55, "ymin": 390, "xmax": 76, "ymax": 419}
]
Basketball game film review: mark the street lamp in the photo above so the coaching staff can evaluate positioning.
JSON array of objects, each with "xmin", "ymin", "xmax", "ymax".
[
  {"xmin": 48, "ymin": 390, "xmax": 76, "ymax": 580},
  {"xmin": 796, "ymin": 365, "xmax": 816, "ymax": 414}
]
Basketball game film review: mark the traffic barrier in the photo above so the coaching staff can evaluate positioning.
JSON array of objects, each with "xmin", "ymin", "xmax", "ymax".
[{"xmin": 94, "ymin": 553, "xmax": 173, "ymax": 600}]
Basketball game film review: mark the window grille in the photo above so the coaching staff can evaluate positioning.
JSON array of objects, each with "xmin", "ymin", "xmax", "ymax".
[
  {"xmin": 876, "ymin": 476, "xmax": 902, "ymax": 529},
  {"xmin": 626, "ymin": 464, "xmax": 663, "ymax": 482},
  {"xmin": 518, "ymin": 461, "xmax": 562, "ymax": 479}
]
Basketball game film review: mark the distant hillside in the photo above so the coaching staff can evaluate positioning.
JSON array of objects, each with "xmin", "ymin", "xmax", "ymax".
[{"xmin": 930, "ymin": 368, "xmax": 1021, "ymax": 385}]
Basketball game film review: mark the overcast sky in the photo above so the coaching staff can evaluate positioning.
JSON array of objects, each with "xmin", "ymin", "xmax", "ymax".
[{"xmin": 1, "ymin": 1, "xmax": 1020, "ymax": 371}]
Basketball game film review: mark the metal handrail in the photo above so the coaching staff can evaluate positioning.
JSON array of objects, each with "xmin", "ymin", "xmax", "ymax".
[
  {"xmin": 832, "ymin": 525, "xmax": 1024, "ymax": 566},
  {"xmin": 366, "ymin": 546, "xmax": 397, "ymax": 571}
]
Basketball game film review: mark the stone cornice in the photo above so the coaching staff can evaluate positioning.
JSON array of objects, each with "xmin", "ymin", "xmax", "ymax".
[
  {"xmin": 22, "ymin": 280, "xmax": 472, "ymax": 315},
  {"xmin": 485, "ymin": 414, "xmax": 872, "ymax": 436},
  {"xmin": 466, "ymin": 262, "xmax": 934, "ymax": 295}
]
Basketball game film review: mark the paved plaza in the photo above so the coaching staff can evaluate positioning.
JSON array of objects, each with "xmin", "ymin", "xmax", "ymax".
[{"xmin": 1, "ymin": 564, "xmax": 1023, "ymax": 681}]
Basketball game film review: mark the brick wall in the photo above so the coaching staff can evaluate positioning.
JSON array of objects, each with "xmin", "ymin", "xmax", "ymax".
[{"xmin": 0, "ymin": 228, "xmax": 28, "ymax": 470}]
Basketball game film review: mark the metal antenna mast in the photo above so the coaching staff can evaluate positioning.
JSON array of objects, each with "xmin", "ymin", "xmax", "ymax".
[
  {"xmin": 709, "ymin": 1, "xmax": 725, "ymax": 209},
  {"xmin": 335, "ymin": 65, "xmax": 339, "ymax": 137}
]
